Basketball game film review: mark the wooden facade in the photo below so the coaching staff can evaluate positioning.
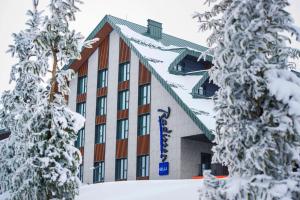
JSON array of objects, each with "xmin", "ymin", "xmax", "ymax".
[
  {"xmin": 94, "ymin": 144, "xmax": 106, "ymax": 161},
  {"xmin": 119, "ymin": 39, "xmax": 131, "ymax": 63},
  {"xmin": 139, "ymin": 62, "xmax": 151, "ymax": 85},
  {"xmin": 116, "ymin": 139, "xmax": 128, "ymax": 158},
  {"xmin": 137, "ymin": 135, "xmax": 150, "ymax": 156}
]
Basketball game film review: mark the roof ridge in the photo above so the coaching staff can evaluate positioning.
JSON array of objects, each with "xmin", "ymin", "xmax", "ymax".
[{"xmin": 106, "ymin": 15, "xmax": 208, "ymax": 51}]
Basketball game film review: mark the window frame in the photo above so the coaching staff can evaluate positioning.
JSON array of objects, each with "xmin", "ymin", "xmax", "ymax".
[
  {"xmin": 137, "ymin": 155, "xmax": 150, "ymax": 177},
  {"xmin": 118, "ymin": 90, "xmax": 129, "ymax": 110},
  {"xmin": 77, "ymin": 75, "xmax": 87, "ymax": 94},
  {"xmin": 118, "ymin": 62, "xmax": 130, "ymax": 82},
  {"xmin": 97, "ymin": 69, "xmax": 108, "ymax": 88},
  {"xmin": 138, "ymin": 114, "xmax": 150, "ymax": 136},
  {"xmin": 115, "ymin": 158, "xmax": 128, "ymax": 181},
  {"xmin": 96, "ymin": 96, "xmax": 107, "ymax": 116},
  {"xmin": 94, "ymin": 161, "xmax": 105, "ymax": 183},
  {"xmin": 139, "ymin": 84, "xmax": 151, "ymax": 105},
  {"xmin": 117, "ymin": 119, "xmax": 129, "ymax": 140},
  {"xmin": 75, "ymin": 128, "xmax": 85, "ymax": 148},
  {"xmin": 95, "ymin": 124, "xmax": 106, "ymax": 144},
  {"xmin": 76, "ymin": 102, "xmax": 86, "ymax": 117}
]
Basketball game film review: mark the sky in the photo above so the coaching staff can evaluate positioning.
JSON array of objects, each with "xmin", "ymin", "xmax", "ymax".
[{"xmin": 0, "ymin": 0, "xmax": 300, "ymax": 94}]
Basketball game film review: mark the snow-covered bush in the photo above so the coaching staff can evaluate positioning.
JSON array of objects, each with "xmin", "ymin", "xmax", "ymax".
[{"xmin": 195, "ymin": 0, "xmax": 300, "ymax": 199}]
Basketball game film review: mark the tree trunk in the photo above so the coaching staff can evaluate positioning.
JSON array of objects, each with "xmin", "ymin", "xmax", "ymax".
[{"xmin": 49, "ymin": 48, "xmax": 58, "ymax": 103}]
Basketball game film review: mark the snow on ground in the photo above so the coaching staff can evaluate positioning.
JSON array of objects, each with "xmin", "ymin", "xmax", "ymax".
[{"xmin": 76, "ymin": 179, "xmax": 203, "ymax": 200}]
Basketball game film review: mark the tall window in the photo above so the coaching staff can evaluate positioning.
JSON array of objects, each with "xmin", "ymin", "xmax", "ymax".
[
  {"xmin": 95, "ymin": 124, "xmax": 106, "ymax": 144},
  {"xmin": 97, "ymin": 69, "xmax": 108, "ymax": 88},
  {"xmin": 117, "ymin": 119, "xmax": 129, "ymax": 140},
  {"xmin": 119, "ymin": 62, "xmax": 130, "ymax": 82},
  {"xmin": 137, "ymin": 155, "xmax": 149, "ymax": 177},
  {"xmin": 75, "ymin": 128, "xmax": 85, "ymax": 148},
  {"xmin": 138, "ymin": 114, "xmax": 150, "ymax": 136},
  {"xmin": 96, "ymin": 96, "xmax": 107, "ymax": 116},
  {"xmin": 94, "ymin": 161, "xmax": 105, "ymax": 183},
  {"xmin": 116, "ymin": 158, "xmax": 127, "ymax": 180},
  {"xmin": 78, "ymin": 164, "xmax": 83, "ymax": 182},
  {"xmin": 77, "ymin": 75, "xmax": 87, "ymax": 94},
  {"xmin": 76, "ymin": 102, "xmax": 86, "ymax": 117},
  {"xmin": 139, "ymin": 84, "xmax": 151, "ymax": 105},
  {"xmin": 118, "ymin": 90, "xmax": 129, "ymax": 110}
]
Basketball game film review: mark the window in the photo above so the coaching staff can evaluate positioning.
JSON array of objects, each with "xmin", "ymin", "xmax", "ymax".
[
  {"xmin": 95, "ymin": 124, "xmax": 106, "ymax": 144},
  {"xmin": 76, "ymin": 102, "xmax": 86, "ymax": 117},
  {"xmin": 119, "ymin": 62, "xmax": 130, "ymax": 82},
  {"xmin": 138, "ymin": 114, "xmax": 150, "ymax": 136},
  {"xmin": 137, "ymin": 155, "xmax": 149, "ymax": 177},
  {"xmin": 77, "ymin": 75, "xmax": 87, "ymax": 94},
  {"xmin": 118, "ymin": 90, "xmax": 129, "ymax": 110},
  {"xmin": 94, "ymin": 161, "xmax": 105, "ymax": 183},
  {"xmin": 75, "ymin": 128, "xmax": 85, "ymax": 148},
  {"xmin": 97, "ymin": 69, "xmax": 108, "ymax": 88},
  {"xmin": 78, "ymin": 164, "xmax": 83, "ymax": 182},
  {"xmin": 139, "ymin": 84, "xmax": 151, "ymax": 105},
  {"xmin": 117, "ymin": 119, "xmax": 129, "ymax": 140},
  {"xmin": 197, "ymin": 87, "xmax": 204, "ymax": 95},
  {"xmin": 96, "ymin": 96, "xmax": 107, "ymax": 116},
  {"xmin": 115, "ymin": 158, "xmax": 127, "ymax": 180}
]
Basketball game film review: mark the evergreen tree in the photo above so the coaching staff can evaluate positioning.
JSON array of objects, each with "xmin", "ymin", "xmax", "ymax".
[
  {"xmin": 194, "ymin": 0, "xmax": 300, "ymax": 199},
  {"xmin": 0, "ymin": 0, "xmax": 97, "ymax": 199}
]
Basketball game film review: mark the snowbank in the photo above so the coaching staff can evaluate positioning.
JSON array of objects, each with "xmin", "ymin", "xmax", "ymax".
[{"xmin": 76, "ymin": 179, "xmax": 203, "ymax": 200}]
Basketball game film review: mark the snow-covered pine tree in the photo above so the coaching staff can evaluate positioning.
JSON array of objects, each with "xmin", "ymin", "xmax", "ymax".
[
  {"xmin": 1, "ymin": 0, "xmax": 97, "ymax": 199},
  {"xmin": 194, "ymin": 0, "xmax": 300, "ymax": 199},
  {"xmin": 26, "ymin": 0, "xmax": 97, "ymax": 199},
  {"xmin": 0, "ymin": 2, "xmax": 47, "ymax": 199}
]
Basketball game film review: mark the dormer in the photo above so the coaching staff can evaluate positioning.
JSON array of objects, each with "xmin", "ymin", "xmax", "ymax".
[
  {"xmin": 171, "ymin": 55, "xmax": 212, "ymax": 75},
  {"xmin": 192, "ymin": 72, "xmax": 218, "ymax": 98}
]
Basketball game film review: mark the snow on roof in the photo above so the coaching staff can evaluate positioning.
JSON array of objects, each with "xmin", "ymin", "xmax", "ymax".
[{"xmin": 116, "ymin": 24, "xmax": 216, "ymax": 131}]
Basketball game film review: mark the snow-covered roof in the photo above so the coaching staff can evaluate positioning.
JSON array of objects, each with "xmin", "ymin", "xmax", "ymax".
[
  {"xmin": 69, "ymin": 15, "xmax": 215, "ymax": 140},
  {"xmin": 116, "ymin": 24, "xmax": 215, "ymax": 132}
]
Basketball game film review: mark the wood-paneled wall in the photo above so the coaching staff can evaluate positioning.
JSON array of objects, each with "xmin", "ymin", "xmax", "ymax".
[
  {"xmin": 119, "ymin": 39, "xmax": 131, "ymax": 63},
  {"xmin": 139, "ymin": 62, "xmax": 151, "ymax": 85},
  {"xmin": 137, "ymin": 135, "xmax": 150, "ymax": 156},
  {"xmin": 98, "ymin": 36, "xmax": 109, "ymax": 70},
  {"xmin": 94, "ymin": 144, "xmax": 105, "ymax": 161},
  {"xmin": 116, "ymin": 139, "xmax": 128, "ymax": 158}
]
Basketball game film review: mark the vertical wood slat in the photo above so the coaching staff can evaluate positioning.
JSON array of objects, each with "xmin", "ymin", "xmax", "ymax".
[
  {"xmin": 137, "ymin": 135, "xmax": 150, "ymax": 156},
  {"xmin": 98, "ymin": 35, "xmax": 109, "ymax": 70},
  {"xmin": 119, "ymin": 39, "xmax": 131, "ymax": 63},
  {"xmin": 78, "ymin": 61, "xmax": 88, "ymax": 77},
  {"xmin": 117, "ymin": 109, "xmax": 129, "ymax": 120},
  {"xmin": 70, "ymin": 23, "xmax": 113, "ymax": 72},
  {"xmin": 138, "ymin": 104, "xmax": 151, "ymax": 115},
  {"xmin": 139, "ymin": 62, "xmax": 151, "ymax": 85},
  {"xmin": 118, "ymin": 80, "xmax": 130, "ymax": 91},
  {"xmin": 79, "ymin": 147, "xmax": 84, "ymax": 157},
  {"xmin": 76, "ymin": 93, "xmax": 87, "ymax": 103},
  {"xmin": 116, "ymin": 139, "xmax": 128, "ymax": 158},
  {"xmin": 95, "ymin": 116, "xmax": 106, "ymax": 125},
  {"xmin": 94, "ymin": 144, "xmax": 105, "ymax": 161},
  {"xmin": 97, "ymin": 87, "xmax": 107, "ymax": 97}
]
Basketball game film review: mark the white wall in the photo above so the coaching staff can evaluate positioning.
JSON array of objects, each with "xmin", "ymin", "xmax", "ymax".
[
  {"xmin": 104, "ymin": 30, "xmax": 120, "ymax": 182},
  {"xmin": 83, "ymin": 48, "xmax": 99, "ymax": 184},
  {"xmin": 68, "ymin": 73, "xmax": 78, "ymax": 112},
  {"xmin": 127, "ymin": 50, "xmax": 139, "ymax": 180},
  {"xmin": 150, "ymin": 74, "xmax": 207, "ymax": 180}
]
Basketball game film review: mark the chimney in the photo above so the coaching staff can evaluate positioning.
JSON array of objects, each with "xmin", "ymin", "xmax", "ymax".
[{"xmin": 147, "ymin": 19, "xmax": 162, "ymax": 39}]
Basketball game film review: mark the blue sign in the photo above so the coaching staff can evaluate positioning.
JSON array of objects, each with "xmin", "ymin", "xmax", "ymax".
[
  {"xmin": 158, "ymin": 107, "xmax": 172, "ymax": 176},
  {"xmin": 159, "ymin": 162, "xmax": 169, "ymax": 176}
]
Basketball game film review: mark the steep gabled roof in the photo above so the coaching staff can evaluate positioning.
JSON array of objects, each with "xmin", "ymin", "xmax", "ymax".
[{"xmin": 69, "ymin": 15, "xmax": 215, "ymax": 141}]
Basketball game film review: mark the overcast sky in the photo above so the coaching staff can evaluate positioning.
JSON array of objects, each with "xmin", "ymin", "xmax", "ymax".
[{"xmin": 0, "ymin": 0, "xmax": 300, "ymax": 93}]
